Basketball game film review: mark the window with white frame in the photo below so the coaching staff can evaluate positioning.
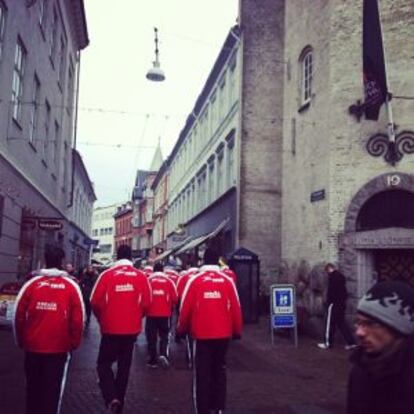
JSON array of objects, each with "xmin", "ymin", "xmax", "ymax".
[
  {"xmin": 11, "ymin": 38, "xmax": 26, "ymax": 123},
  {"xmin": 193, "ymin": 126, "xmax": 198, "ymax": 156},
  {"xmin": 300, "ymin": 47, "xmax": 313, "ymax": 105},
  {"xmin": 43, "ymin": 100, "xmax": 51, "ymax": 162},
  {"xmin": 218, "ymin": 73, "xmax": 226, "ymax": 121},
  {"xmin": 210, "ymin": 91, "xmax": 217, "ymax": 134},
  {"xmin": 226, "ymin": 139, "xmax": 235, "ymax": 188},
  {"xmin": 228, "ymin": 52, "xmax": 237, "ymax": 106},
  {"xmin": 29, "ymin": 74, "xmax": 40, "ymax": 144},
  {"xmin": 207, "ymin": 159, "xmax": 215, "ymax": 204},
  {"xmin": 216, "ymin": 147, "xmax": 224, "ymax": 196},
  {"xmin": 0, "ymin": 2, "xmax": 6, "ymax": 61}
]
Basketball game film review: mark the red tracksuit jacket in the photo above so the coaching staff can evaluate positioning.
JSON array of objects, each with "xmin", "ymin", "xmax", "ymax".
[
  {"xmin": 222, "ymin": 267, "xmax": 237, "ymax": 284},
  {"xmin": 177, "ymin": 265, "xmax": 243, "ymax": 340},
  {"xmin": 147, "ymin": 272, "xmax": 178, "ymax": 317},
  {"xmin": 164, "ymin": 269, "xmax": 179, "ymax": 286},
  {"xmin": 90, "ymin": 260, "xmax": 151, "ymax": 335},
  {"xmin": 177, "ymin": 267, "xmax": 199, "ymax": 299},
  {"xmin": 14, "ymin": 269, "xmax": 84, "ymax": 353}
]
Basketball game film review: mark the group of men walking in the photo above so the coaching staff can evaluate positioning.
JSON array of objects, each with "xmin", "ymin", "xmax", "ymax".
[
  {"xmin": 13, "ymin": 243, "xmax": 242, "ymax": 414},
  {"xmin": 11, "ymin": 242, "xmax": 414, "ymax": 414}
]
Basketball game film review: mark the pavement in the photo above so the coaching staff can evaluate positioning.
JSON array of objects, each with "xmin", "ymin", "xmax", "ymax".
[{"xmin": 0, "ymin": 317, "xmax": 349, "ymax": 413}]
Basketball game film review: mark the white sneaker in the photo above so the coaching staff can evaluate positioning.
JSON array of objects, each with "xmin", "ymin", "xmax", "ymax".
[
  {"xmin": 317, "ymin": 343, "xmax": 331, "ymax": 349},
  {"xmin": 158, "ymin": 355, "xmax": 170, "ymax": 369},
  {"xmin": 344, "ymin": 344, "xmax": 358, "ymax": 351}
]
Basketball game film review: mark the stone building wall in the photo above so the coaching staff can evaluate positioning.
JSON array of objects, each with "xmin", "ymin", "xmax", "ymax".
[
  {"xmin": 280, "ymin": 0, "xmax": 414, "ymax": 321},
  {"xmin": 238, "ymin": 0, "xmax": 285, "ymax": 288}
]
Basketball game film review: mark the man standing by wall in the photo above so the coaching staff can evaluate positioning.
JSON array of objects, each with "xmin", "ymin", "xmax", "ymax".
[
  {"xmin": 318, "ymin": 263, "xmax": 356, "ymax": 350},
  {"xmin": 177, "ymin": 248, "xmax": 242, "ymax": 414},
  {"xmin": 347, "ymin": 281, "xmax": 414, "ymax": 413},
  {"xmin": 91, "ymin": 245, "xmax": 151, "ymax": 413},
  {"xmin": 14, "ymin": 244, "xmax": 84, "ymax": 414}
]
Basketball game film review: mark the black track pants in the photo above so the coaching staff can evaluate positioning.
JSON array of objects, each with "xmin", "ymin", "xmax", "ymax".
[{"xmin": 193, "ymin": 338, "xmax": 229, "ymax": 414}]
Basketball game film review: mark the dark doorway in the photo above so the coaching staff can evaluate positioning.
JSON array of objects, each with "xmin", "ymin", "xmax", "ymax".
[
  {"xmin": 357, "ymin": 190, "xmax": 414, "ymax": 231},
  {"xmin": 375, "ymin": 249, "xmax": 414, "ymax": 288}
]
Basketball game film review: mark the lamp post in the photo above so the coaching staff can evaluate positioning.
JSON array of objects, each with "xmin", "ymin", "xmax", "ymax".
[{"xmin": 146, "ymin": 27, "xmax": 165, "ymax": 82}]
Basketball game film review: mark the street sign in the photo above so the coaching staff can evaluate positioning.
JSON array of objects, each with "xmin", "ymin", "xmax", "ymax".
[
  {"xmin": 270, "ymin": 284, "xmax": 298, "ymax": 347},
  {"xmin": 84, "ymin": 238, "xmax": 99, "ymax": 246}
]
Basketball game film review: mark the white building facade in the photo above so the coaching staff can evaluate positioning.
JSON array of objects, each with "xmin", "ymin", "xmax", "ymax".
[
  {"xmin": 91, "ymin": 204, "xmax": 117, "ymax": 265},
  {"xmin": 166, "ymin": 26, "xmax": 241, "ymax": 263}
]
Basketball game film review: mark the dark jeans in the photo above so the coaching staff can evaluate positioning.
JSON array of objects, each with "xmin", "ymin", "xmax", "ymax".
[
  {"xmin": 24, "ymin": 351, "xmax": 70, "ymax": 414},
  {"xmin": 145, "ymin": 317, "xmax": 170, "ymax": 361},
  {"xmin": 97, "ymin": 334, "xmax": 137, "ymax": 410},
  {"xmin": 325, "ymin": 303, "xmax": 355, "ymax": 346},
  {"xmin": 193, "ymin": 338, "xmax": 229, "ymax": 414}
]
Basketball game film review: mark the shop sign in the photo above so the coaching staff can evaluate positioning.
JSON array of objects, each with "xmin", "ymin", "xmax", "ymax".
[{"xmin": 38, "ymin": 219, "xmax": 63, "ymax": 231}]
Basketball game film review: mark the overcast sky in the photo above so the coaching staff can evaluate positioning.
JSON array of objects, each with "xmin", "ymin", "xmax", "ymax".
[{"xmin": 77, "ymin": 1, "xmax": 239, "ymax": 207}]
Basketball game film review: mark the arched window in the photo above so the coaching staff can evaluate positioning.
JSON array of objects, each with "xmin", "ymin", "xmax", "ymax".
[{"xmin": 299, "ymin": 47, "xmax": 313, "ymax": 105}]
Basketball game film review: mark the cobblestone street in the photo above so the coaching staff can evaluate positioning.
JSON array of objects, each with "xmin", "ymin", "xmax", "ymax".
[{"xmin": 0, "ymin": 318, "xmax": 349, "ymax": 414}]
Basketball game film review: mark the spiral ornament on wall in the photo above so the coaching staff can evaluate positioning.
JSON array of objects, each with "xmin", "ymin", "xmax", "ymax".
[{"xmin": 366, "ymin": 130, "xmax": 414, "ymax": 166}]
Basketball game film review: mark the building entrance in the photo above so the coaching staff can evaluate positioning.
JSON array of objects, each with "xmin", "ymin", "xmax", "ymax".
[{"xmin": 374, "ymin": 249, "xmax": 414, "ymax": 287}]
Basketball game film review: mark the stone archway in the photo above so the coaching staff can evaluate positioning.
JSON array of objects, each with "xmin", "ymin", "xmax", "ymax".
[{"xmin": 339, "ymin": 172, "xmax": 414, "ymax": 306}]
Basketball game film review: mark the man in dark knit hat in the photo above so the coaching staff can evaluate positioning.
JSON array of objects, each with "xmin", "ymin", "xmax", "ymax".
[{"xmin": 347, "ymin": 280, "xmax": 414, "ymax": 414}]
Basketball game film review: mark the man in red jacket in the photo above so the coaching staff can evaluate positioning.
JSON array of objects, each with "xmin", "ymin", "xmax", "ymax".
[
  {"xmin": 91, "ymin": 245, "xmax": 151, "ymax": 413},
  {"xmin": 14, "ymin": 244, "xmax": 84, "ymax": 414},
  {"xmin": 177, "ymin": 248, "xmax": 242, "ymax": 414},
  {"xmin": 146, "ymin": 262, "xmax": 178, "ymax": 369}
]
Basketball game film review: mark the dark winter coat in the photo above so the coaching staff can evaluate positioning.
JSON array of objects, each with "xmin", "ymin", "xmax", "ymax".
[
  {"xmin": 347, "ymin": 335, "xmax": 414, "ymax": 414},
  {"xmin": 326, "ymin": 270, "xmax": 348, "ymax": 305}
]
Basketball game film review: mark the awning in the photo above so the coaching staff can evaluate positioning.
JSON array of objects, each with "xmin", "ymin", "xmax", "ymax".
[
  {"xmin": 153, "ymin": 236, "xmax": 193, "ymax": 263},
  {"xmin": 153, "ymin": 249, "xmax": 173, "ymax": 263},
  {"xmin": 175, "ymin": 218, "xmax": 230, "ymax": 255}
]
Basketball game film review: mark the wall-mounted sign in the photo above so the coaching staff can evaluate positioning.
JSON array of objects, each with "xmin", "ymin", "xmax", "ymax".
[
  {"xmin": 310, "ymin": 189, "xmax": 325, "ymax": 202},
  {"xmin": 38, "ymin": 219, "xmax": 63, "ymax": 231}
]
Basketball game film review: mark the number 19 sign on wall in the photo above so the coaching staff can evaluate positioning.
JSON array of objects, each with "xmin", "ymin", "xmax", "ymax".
[{"xmin": 270, "ymin": 284, "xmax": 298, "ymax": 347}]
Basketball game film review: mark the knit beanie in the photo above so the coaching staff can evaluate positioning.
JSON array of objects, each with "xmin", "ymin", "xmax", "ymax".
[{"xmin": 357, "ymin": 281, "xmax": 414, "ymax": 335}]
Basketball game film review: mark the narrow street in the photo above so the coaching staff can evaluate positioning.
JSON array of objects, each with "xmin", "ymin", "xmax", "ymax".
[{"xmin": 0, "ymin": 319, "xmax": 349, "ymax": 414}]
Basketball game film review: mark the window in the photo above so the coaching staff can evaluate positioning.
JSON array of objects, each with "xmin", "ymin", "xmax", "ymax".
[
  {"xmin": 208, "ymin": 159, "xmax": 215, "ymax": 203},
  {"xmin": 49, "ymin": 8, "xmax": 58, "ymax": 64},
  {"xmin": 58, "ymin": 37, "xmax": 66, "ymax": 88},
  {"xmin": 0, "ymin": 2, "xmax": 7, "ymax": 61},
  {"xmin": 29, "ymin": 75, "xmax": 40, "ymax": 145},
  {"xmin": 12, "ymin": 38, "xmax": 26, "ymax": 123},
  {"xmin": 229, "ymin": 52, "xmax": 237, "ymax": 105},
  {"xmin": 67, "ymin": 60, "xmax": 74, "ymax": 113},
  {"xmin": 300, "ymin": 47, "xmax": 313, "ymax": 105},
  {"xmin": 226, "ymin": 140, "xmax": 235, "ymax": 188},
  {"xmin": 218, "ymin": 73, "xmax": 227, "ymax": 120},
  {"xmin": 62, "ymin": 141, "xmax": 68, "ymax": 190},
  {"xmin": 43, "ymin": 100, "xmax": 51, "ymax": 163},
  {"xmin": 100, "ymin": 244, "xmax": 112, "ymax": 254},
  {"xmin": 216, "ymin": 148, "xmax": 224, "ymax": 196},
  {"xmin": 53, "ymin": 121, "xmax": 59, "ymax": 165},
  {"xmin": 210, "ymin": 91, "xmax": 217, "ymax": 133}
]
